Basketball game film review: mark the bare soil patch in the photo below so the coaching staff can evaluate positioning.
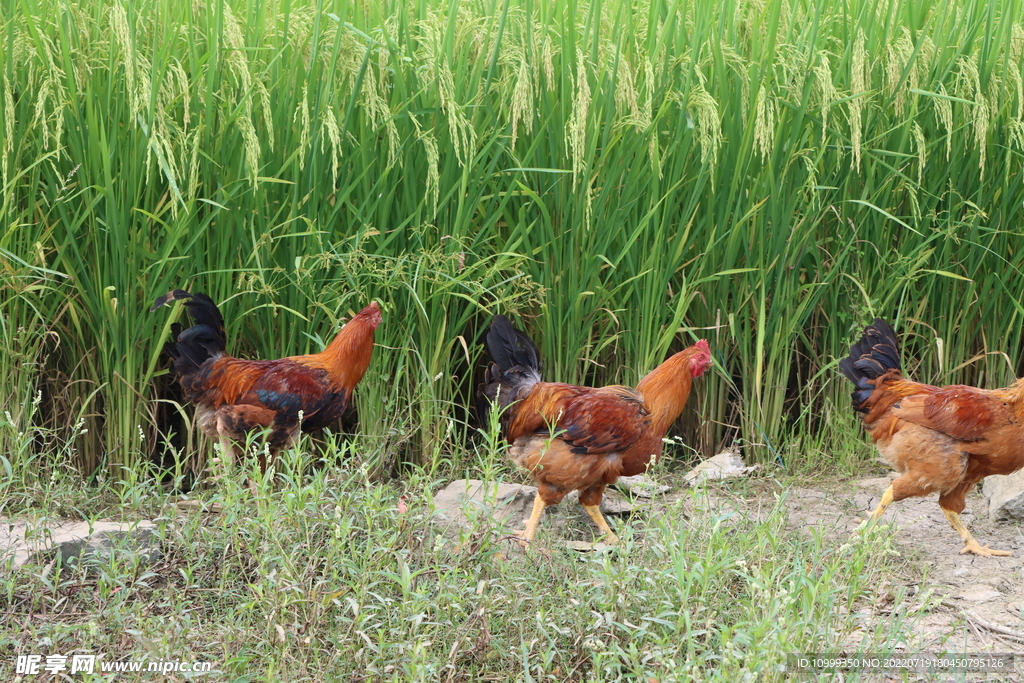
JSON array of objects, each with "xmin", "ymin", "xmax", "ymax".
[
  {"xmin": 683, "ymin": 474, "xmax": 1024, "ymax": 681},
  {"xmin": 431, "ymin": 472, "xmax": 1024, "ymax": 680},
  {"xmin": 789, "ymin": 477, "xmax": 1024, "ymax": 647}
]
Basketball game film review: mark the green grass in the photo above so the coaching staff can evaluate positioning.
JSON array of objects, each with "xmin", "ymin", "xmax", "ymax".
[
  {"xmin": 1, "ymin": 441, "xmax": 932, "ymax": 682},
  {"xmin": 3, "ymin": 0, "xmax": 1024, "ymax": 478}
]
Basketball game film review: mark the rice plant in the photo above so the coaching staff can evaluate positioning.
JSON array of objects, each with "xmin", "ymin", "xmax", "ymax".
[{"xmin": 2, "ymin": 0, "xmax": 1024, "ymax": 474}]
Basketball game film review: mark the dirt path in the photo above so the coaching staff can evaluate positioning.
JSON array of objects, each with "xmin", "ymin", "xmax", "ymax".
[
  {"xmin": 665, "ymin": 475, "xmax": 1024, "ymax": 681},
  {"xmin": 785, "ymin": 477, "xmax": 1024, "ymax": 651},
  {"xmin": 433, "ymin": 473, "xmax": 1024, "ymax": 658}
]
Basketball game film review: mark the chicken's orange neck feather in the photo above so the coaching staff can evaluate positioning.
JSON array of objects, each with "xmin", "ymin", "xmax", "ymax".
[
  {"xmin": 636, "ymin": 349, "xmax": 698, "ymax": 434},
  {"xmin": 298, "ymin": 305, "xmax": 379, "ymax": 390}
]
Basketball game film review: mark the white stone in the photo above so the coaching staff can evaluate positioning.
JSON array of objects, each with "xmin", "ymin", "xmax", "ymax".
[
  {"xmin": 954, "ymin": 585, "xmax": 1002, "ymax": 603},
  {"xmin": 683, "ymin": 449, "xmax": 758, "ymax": 487},
  {"xmin": 430, "ymin": 479, "xmax": 634, "ymax": 533},
  {"xmin": 0, "ymin": 519, "xmax": 159, "ymax": 570},
  {"xmin": 564, "ymin": 540, "xmax": 614, "ymax": 552},
  {"xmin": 982, "ymin": 469, "xmax": 1024, "ymax": 521},
  {"xmin": 613, "ymin": 474, "xmax": 671, "ymax": 498},
  {"xmin": 430, "ymin": 479, "xmax": 538, "ymax": 529}
]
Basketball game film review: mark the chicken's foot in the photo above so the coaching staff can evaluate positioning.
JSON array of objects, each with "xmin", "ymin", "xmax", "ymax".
[
  {"xmin": 582, "ymin": 504, "xmax": 620, "ymax": 544},
  {"xmin": 867, "ymin": 485, "xmax": 894, "ymax": 522},
  {"xmin": 852, "ymin": 485, "xmax": 894, "ymax": 533},
  {"xmin": 942, "ymin": 509, "xmax": 1012, "ymax": 557}
]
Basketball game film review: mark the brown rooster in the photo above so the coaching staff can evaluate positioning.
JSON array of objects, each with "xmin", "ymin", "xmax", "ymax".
[
  {"xmin": 152, "ymin": 290, "xmax": 380, "ymax": 470},
  {"xmin": 481, "ymin": 315, "xmax": 711, "ymax": 544},
  {"xmin": 841, "ymin": 318, "xmax": 1024, "ymax": 556}
]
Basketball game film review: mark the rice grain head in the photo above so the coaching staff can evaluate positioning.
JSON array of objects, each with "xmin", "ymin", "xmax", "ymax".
[
  {"xmin": 221, "ymin": 3, "xmax": 252, "ymax": 93},
  {"xmin": 511, "ymin": 49, "xmax": 533, "ymax": 149},
  {"xmin": 1007, "ymin": 25, "xmax": 1024, "ymax": 125},
  {"xmin": 954, "ymin": 55, "xmax": 989, "ymax": 177},
  {"xmin": 411, "ymin": 115, "xmax": 440, "ymax": 216},
  {"xmin": 1012, "ymin": 23, "xmax": 1024, "ymax": 63},
  {"xmin": 905, "ymin": 179, "xmax": 920, "ymax": 221},
  {"xmin": 361, "ymin": 61, "xmax": 399, "ymax": 165},
  {"xmin": 687, "ymin": 82, "xmax": 721, "ymax": 169},
  {"xmin": 1007, "ymin": 119, "xmax": 1024, "ymax": 154},
  {"xmin": 849, "ymin": 30, "xmax": 868, "ymax": 171},
  {"xmin": 294, "ymin": 85, "xmax": 311, "ymax": 171},
  {"xmin": 238, "ymin": 114, "xmax": 261, "ymax": 187},
  {"xmin": 257, "ymin": 81, "xmax": 274, "ymax": 152},
  {"xmin": 812, "ymin": 51, "xmax": 839, "ymax": 139},
  {"xmin": 186, "ymin": 126, "xmax": 201, "ymax": 200},
  {"xmin": 801, "ymin": 151, "xmax": 819, "ymax": 203},
  {"xmin": 885, "ymin": 28, "xmax": 916, "ymax": 117},
  {"xmin": 614, "ymin": 49, "xmax": 641, "ymax": 124},
  {"xmin": 321, "ymin": 107, "xmax": 342, "ymax": 191},
  {"xmin": 644, "ymin": 57, "xmax": 660, "ymax": 176},
  {"xmin": 936, "ymin": 82, "xmax": 953, "ymax": 162},
  {"xmin": 220, "ymin": 3, "xmax": 261, "ymax": 186},
  {"xmin": 419, "ymin": 13, "xmax": 475, "ymax": 167},
  {"xmin": 110, "ymin": 4, "xmax": 139, "ymax": 120},
  {"xmin": 1006, "ymin": 63, "xmax": 1023, "ymax": 120},
  {"xmin": 167, "ymin": 61, "xmax": 191, "ymax": 132},
  {"xmin": 567, "ymin": 48, "xmax": 591, "ymax": 190},
  {"xmin": 642, "ymin": 57, "xmax": 654, "ymax": 129},
  {"xmin": 912, "ymin": 121, "xmax": 926, "ymax": 185},
  {"xmin": 153, "ymin": 64, "xmax": 190, "ymax": 210},
  {"xmin": 721, "ymin": 45, "xmax": 750, "ymax": 118},
  {"xmin": 542, "ymin": 34, "xmax": 555, "ymax": 92},
  {"xmin": 31, "ymin": 33, "xmax": 68, "ymax": 156},
  {"xmin": 754, "ymin": 83, "xmax": 776, "ymax": 161},
  {"xmin": 2, "ymin": 74, "xmax": 13, "ymax": 189},
  {"xmin": 378, "ymin": 60, "xmax": 400, "ymax": 165}
]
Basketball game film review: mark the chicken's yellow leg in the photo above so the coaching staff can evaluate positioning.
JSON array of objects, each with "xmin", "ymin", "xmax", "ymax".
[
  {"xmin": 583, "ymin": 504, "xmax": 620, "ymax": 544},
  {"xmin": 515, "ymin": 494, "xmax": 547, "ymax": 545},
  {"xmin": 867, "ymin": 485, "xmax": 895, "ymax": 522},
  {"xmin": 942, "ymin": 509, "xmax": 1012, "ymax": 557}
]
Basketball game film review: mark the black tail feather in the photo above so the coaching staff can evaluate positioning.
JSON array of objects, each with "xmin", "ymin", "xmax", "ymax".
[
  {"xmin": 840, "ymin": 318, "xmax": 901, "ymax": 411},
  {"xmin": 480, "ymin": 315, "xmax": 542, "ymax": 416},
  {"xmin": 485, "ymin": 314, "xmax": 541, "ymax": 375},
  {"xmin": 151, "ymin": 290, "xmax": 227, "ymax": 379}
]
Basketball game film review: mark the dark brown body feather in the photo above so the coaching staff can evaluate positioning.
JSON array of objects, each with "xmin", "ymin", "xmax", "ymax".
[
  {"xmin": 844, "ymin": 319, "xmax": 1024, "ymax": 519},
  {"xmin": 153, "ymin": 291, "xmax": 381, "ymax": 466},
  {"xmin": 482, "ymin": 315, "xmax": 712, "ymax": 509}
]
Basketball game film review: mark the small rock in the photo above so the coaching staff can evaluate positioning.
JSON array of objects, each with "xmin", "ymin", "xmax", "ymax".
[
  {"xmin": 1, "ymin": 520, "xmax": 160, "ymax": 572},
  {"xmin": 431, "ymin": 479, "xmax": 537, "ymax": 529},
  {"xmin": 564, "ymin": 540, "xmax": 614, "ymax": 552},
  {"xmin": 683, "ymin": 449, "xmax": 758, "ymax": 487},
  {"xmin": 174, "ymin": 500, "xmax": 224, "ymax": 514},
  {"xmin": 983, "ymin": 469, "xmax": 1024, "ymax": 521},
  {"xmin": 613, "ymin": 475, "xmax": 670, "ymax": 498},
  {"xmin": 955, "ymin": 585, "xmax": 1002, "ymax": 603},
  {"xmin": 980, "ymin": 576, "xmax": 1012, "ymax": 593},
  {"xmin": 431, "ymin": 480, "xmax": 636, "ymax": 537},
  {"xmin": 566, "ymin": 488, "xmax": 634, "ymax": 515}
]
